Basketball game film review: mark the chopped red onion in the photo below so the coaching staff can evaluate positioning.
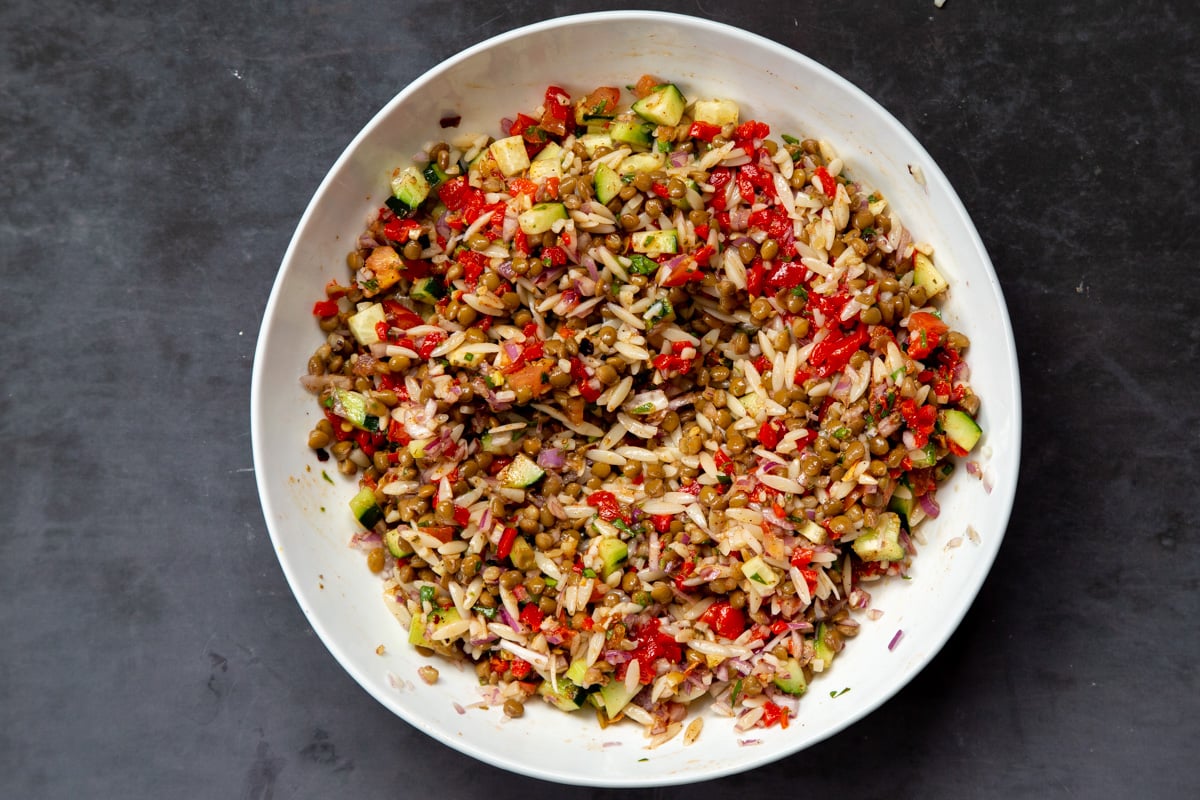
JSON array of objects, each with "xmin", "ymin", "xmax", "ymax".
[
  {"xmin": 496, "ymin": 260, "xmax": 517, "ymax": 280},
  {"xmin": 537, "ymin": 448, "xmax": 565, "ymax": 470},
  {"xmin": 918, "ymin": 493, "xmax": 941, "ymax": 518},
  {"xmin": 668, "ymin": 150, "xmax": 690, "ymax": 168},
  {"xmin": 887, "ymin": 629, "xmax": 904, "ymax": 651}
]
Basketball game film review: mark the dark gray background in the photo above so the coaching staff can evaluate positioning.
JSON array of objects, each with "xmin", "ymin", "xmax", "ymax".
[{"xmin": 3, "ymin": 0, "xmax": 1197, "ymax": 797}]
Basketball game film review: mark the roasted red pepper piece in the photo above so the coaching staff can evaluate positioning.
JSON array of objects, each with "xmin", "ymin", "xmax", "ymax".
[
  {"xmin": 757, "ymin": 419, "xmax": 787, "ymax": 450},
  {"xmin": 585, "ymin": 490, "xmax": 623, "ymax": 522},
  {"xmin": 813, "ymin": 165, "xmax": 837, "ymax": 197},
  {"xmin": 518, "ymin": 604, "xmax": 544, "ymax": 631},
  {"xmin": 809, "ymin": 326, "xmax": 869, "ymax": 377},
  {"xmin": 626, "ymin": 619, "xmax": 682, "ymax": 685},
  {"xmin": 707, "ymin": 168, "xmax": 733, "ymax": 211},
  {"xmin": 539, "ymin": 85, "xmax": 572, "ymax": 137},
  {"xmin": 700, "ymin": 600, "xmax": 747, "ymax": 639},
  {"xmin": 905, "ymin": 311, "xmax": 949, "ymax": 359},
  {"xmin": 688, "ymin": 121, "xmax": 722, "ymax": 141},
  {"xmin": 496, "ymin": 526, "xmax": 518, "ymax": 560},
  {"xmin": 312, "ymin": 299, "xmax": 339, "ymax": 317}
]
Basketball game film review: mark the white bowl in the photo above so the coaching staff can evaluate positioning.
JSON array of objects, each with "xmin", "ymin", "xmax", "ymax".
[{"xmin": 251, "ymin": 10, "xmax": 1020, "ymax": 787}]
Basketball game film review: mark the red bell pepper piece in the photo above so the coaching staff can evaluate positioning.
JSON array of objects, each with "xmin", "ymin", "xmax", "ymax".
[
  {"xmin": 757, "ymin": 419, "xmax": 787, "ymax": 450},
  {"xmin": 383, "ymin": 218, "xmax": 420, "ymax": 243},
  {"xmin": 707, "ymin": 168, "xmax": 733, "ymax": 211},
  {"xmin": 496, "ymin": 526, "xmax": 518, "ymax": 560},
  {"xmin": 808, "ymin": 326, "xmax": 869, "ymax": 377},
  {"xmin": 518, "ymin": 604, "xmax": 544, "ymax": 631},
  {"xmin": 746, "ymin": 258, "xmax": 767, "ymax": 297},
  {"xmin": 700, "ymin": 600, "xmax": 747, "ymax": 639},
  {"xmin": 311, "ymin": 299, "xmax": 339, "ymax": 317},
  {"xmin": 766, "ymin": 261, "xmax": 807, "ymax": 292},
  {"xmin": 688, "ymin": 121, "xmax": 723, "ymax": 141},
  {"xmin": 625, "ymin": 619, "xmax": 682, "ymax": 685},
  {"xmin": 417, "ymin": 330, "xmax": 446, "ymax": 360},
  {"xmin": 539, "ymin": 85, "xmax": 572, "ymax": 137},
  {"xmin": 650, "ymin": 514, "xmax": 674, "ymax": 533},
  {"xmin": 813, "ymin": 165, "xmax": 837, "ymax": 197},
  {"xmin": 585, "ymin": 490, "xmax": 623, "ymax": 522}
]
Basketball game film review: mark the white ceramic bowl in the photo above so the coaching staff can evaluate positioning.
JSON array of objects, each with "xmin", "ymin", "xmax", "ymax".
[{"xmin": 252, "ymin": 10, "xmax": 1020, "ymax": 787}]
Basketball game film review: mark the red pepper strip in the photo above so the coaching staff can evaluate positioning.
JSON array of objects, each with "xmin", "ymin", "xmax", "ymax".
[
  {"xmin": 770, "ymin": 620, "xmax": 790, "ymax": 635},
  {"xmin": 512, "ymin": 228, "xmax": 529, "ymax": 255},
  {"xmin": 813, "ymin": 165, "xmax": 837, "ymax": 197},
  {"xmin": 382, "ymin": 300, "xmax": 425, "ymax": 330},
  {"xmin": 688, "ymin": 121, "xmax": 722, "ymax": 141},
  {"xmin": 452, "ymin": 505, "xmax": 470, "ymax": 527},
  {"xmin": 496, "ymin": 526, "xmax": 518, "ymax": 560},
  {"xmin": 694, "ymin": 223, "xmax": 710, "ymax": 241},
  {"xmin": 374, "ymin": 321, "xmax": 390, "ymax": 342},
  {"xmin": 518, "ymin": 604, "xmax": 544, "ymax": 630},
  {"xmin": 651, "ymin": 182, "xmax": 671, "ymax": 199},
  {"xmin": 739, "ymin": 163, "xmax": 776, "ymax": 199},
  {"xmin": 809, "ymin": 326, "xmax": 869, "ymax": 378},
  {"xmin": 736, "ymin": 170, "xmax": 756, "ymax": 204},
  {"xmin": 746, "ymin": 257, "xmax": 767, "ymax": 297},
  {"xmin": 713, "ymin": 448, "xmax": 735, "ymax": 475},
  {"xmin": 312, "ymin": 299, "xmax": 339, "ymax": 317},
  {"xmin": 700, "ymin": 600, "xmax": 747, "ymax": 639},
  {"xmin": 585, "ymin": 490, "xmax": 623, "ymax": 522}
]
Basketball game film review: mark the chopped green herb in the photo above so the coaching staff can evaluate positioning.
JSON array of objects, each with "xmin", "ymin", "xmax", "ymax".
[
  {"xmin": 462, "ymin": 353, "xmax": 474, "ymax": 362},
  {"xmin": 731, "ymin": 678, "xmax": 744, "ymax": 706},
  {"xmin": 473, "ymin": 604, "xmax": 498, "ymax": 619},
  {"xmin": 582, "ymin": 568, "xmax": 597, "ymax": 579},
  {"xmin": 862, "ymin": 227, "xmax": 875, "ymax": 238},
  {"xmin": 868, "ymin": 193, "xmax": 880, "ymax": 203},
  {"xmin": 829, "ymin": 687, "xmax": 851, "ymax": 698},
  {"xmin": 419, "ymin": 585, "xmax": 435, "ymax": 604},
  {"xmin": 656, "ymin": 139, "xmax": 671, "ymax": 153},
  {"xmin": 791, "ymin": 286, "xmax": 808, "ymax": 300},
  {"xmin": 781, "ymin": 133, "xmax": 800, "ymax": 145},
  {"xmin": 832, "ymin": 427, "xmax": 850, "ymax": 440},
  {"xmin": 321, "ymin": 470, "xmax": 334, "ymax": 484},
  {"xmin": 629, "ymin": 254, "xmax": 658, "ymax": 275},
  {"xmin": 632, "ymin": 402, "xmax": 654, "ymax": 414},
  {"xmin": 543, "ymin": 577, "xmax": 558, "ymax": 587}
]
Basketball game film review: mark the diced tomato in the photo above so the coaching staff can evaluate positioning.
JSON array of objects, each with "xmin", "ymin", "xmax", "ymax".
[
  {"xmin": 759, "ymin": 701, "xmax": 789, "ymax": 729},
  {"xmin": 421, "ymin": 526, "xmax": 456, "ymax": 544},
  {"xmin": 905, "ymin": 311, "xmax": 949, "ymax": 359},
  {"xmin": 509, "ymin": 658, "xmax": 532, "ymax": 680},
  {"xmin": 634, "ymin": 74, "xmax": 662, "ymax": 98},
  {"xmin": 789, "ymin": 547, "xmax": 814, "ymax": 568},
  {"xmin": 899, "ymin": 398, "xmax": 938, "ymax": 448},
  {"xmin": 739, "ymin": 163, "xmax": 775, "ymax": 199},
  {"xmin": 540, "ymin": 85, "xmax": 572, "ymax": 137},
  {"xmin": 437, "ymin": 176, "xmax": 477, "ymax": 211},
  {"xmin": 578, "ymin": 86, "xmax": 620, "ymax": 121}
]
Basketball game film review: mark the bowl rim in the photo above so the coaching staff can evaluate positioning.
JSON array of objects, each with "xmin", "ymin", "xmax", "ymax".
[{"xmin": 251, "ymin": 8, "xmax": 1022, "ymax": 787}]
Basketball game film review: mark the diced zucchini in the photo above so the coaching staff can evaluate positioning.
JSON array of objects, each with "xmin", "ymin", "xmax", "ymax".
[
  {"xmin": 599, "ymin": 677, "xmax": 639, "ymax": 718},
  {"xmin": 497, "ymin": 453, "xmax": 545, "ymax": 489},
  {"xmin": 642, "ymin": 298, "xmax": 674, "ymax": 326},
  {"xmin": 538, "ymin": 675, "xmax": 588, "ymax": 711},
  {"xmin": 773, "ymin": 657, "xmax": 808, "ymax": 696},
  {"xmin": 740, "ymin": 555, "xmax": 781, "ymax": 596},
  {"xmin": 422, "ymin": 162, "xmax": 449, "ymax": 189},
  {"xmin": 408, "ymin": 606, "xmax": 463, "ymax": 654},
  {"xmin": 329, "ymin": 388, "xmax": 382, "ymax": 432},
  {"xmin": 812, "ymin": 622, "xmax": 837, "ymax": 670},
  {"xmin": 564, "ymin": 658, "xmax": 590, "ymax": 685},
  {"xmin": 908, "ymin": 442, "xmax": 937, "ymax": 468},
  {"xmin": 390, "ymin": 165, "xmax": 430, "ymax": 210},
  {"xmin": 410, "ymin": 276, "xmax": 445, "ymax": 305},
  {"xmin": 630, "ymin": 229, "xmax": 678, "ymax": 256},
  {"xmin": 597, "ymin": 538, "xmax": 628, "ymax": 579},
  {"xmin": 631, "ymin": 84, "xmax": 687, "ymax": 126},
  {"xmin": 447, "ymin": 345, "xmax": 487, "ymax": 368},
  {"xmin": 528, "ymin": 141, "xmax": 563, "ymax": 183},
  {"xmin": 940, "ymin": 409, "xmax": 982, "ymax": 453},
  {"xmin": 347, "ymin": 302, "xmax": 386, "ymax": 347},
  {"xmin": 488, "ymin": 135, "xmax": 531, "ymax": 177},
  {"xmin": 517, "ymin": 202, "xmax": 567, "ymax": 235},
  {"xmin": 797, "ymin": 518, "xmax": 827, "ymax": 545},
  {"xmin": 913, "ymin": 252, "xmax": 949, "ymax": 298},
  {"xmin": 349, "ymin": 486, "xmax": 383, "ymax": 528},
  {"xmin": 691, "ymin": 98, "xmax": 740, "ymax": 126},
  {"xmin": 738, "ymin": 392, "xmax": 764, "ymax": 417},
  {"xmin": 384, "ymin": 528, "xmax": 414, "ymax": 559},
  {"xmin": 617, "ymin": 152, "xmax": 664, "ymax": 175},
  {"xmin": 888, "ymin": 480, "xmax": 916, "ymax": 526},
  {"xmin": 577, "ymin": 132, "xmax": 613, "ymax": 157},
  {"xmin": 610, "ymin": 119, "xmax": 654, "ymax": 149},
  {"xmin": 851, "ymin": 511, "xmax": 905, "ymax": 562},
  {"xmin": 593, "ymin": 163, "xmax": 622, "ymax": 205}
]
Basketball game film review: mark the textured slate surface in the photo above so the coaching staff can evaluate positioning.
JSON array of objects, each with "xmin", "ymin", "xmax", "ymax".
[{"xmin": 2, "ymin": 1, "xmax": 1196, "ymax": 797}]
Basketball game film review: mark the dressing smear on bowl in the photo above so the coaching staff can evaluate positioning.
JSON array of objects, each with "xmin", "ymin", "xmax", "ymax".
[{"xmin": 299, "ymin": 76, "xmax": 982, "ymax": 742}]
